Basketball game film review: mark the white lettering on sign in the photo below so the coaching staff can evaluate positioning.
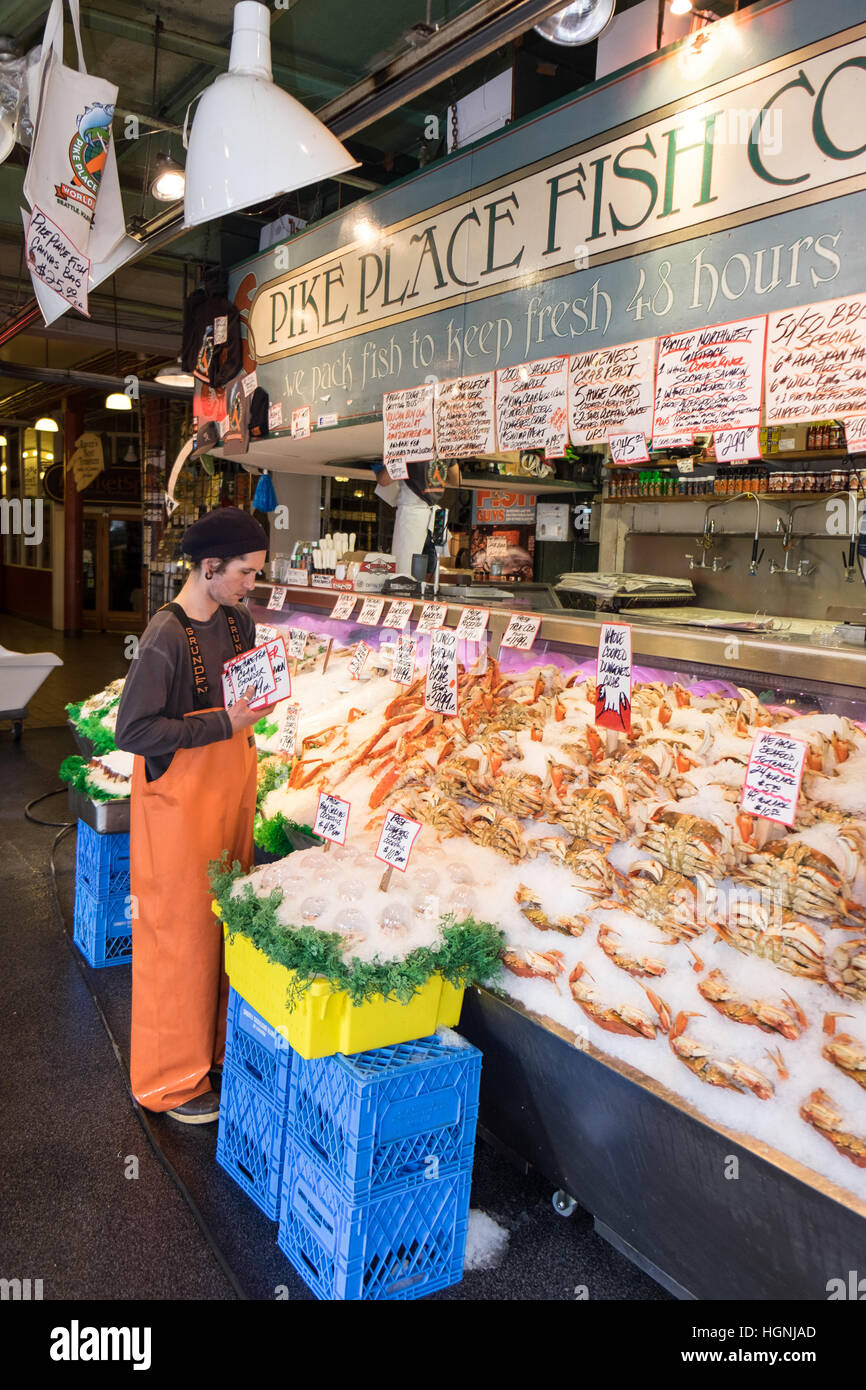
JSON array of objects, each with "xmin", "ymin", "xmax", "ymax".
[
  {"xmin": 213, "ymin": 315, "xmax": 228, "ymax": 345},
  {"xmin": 569, "ymin": 339, "xmax": 655, "ymax": 445},
  {"xmin": 358, "ymin": 596, "xmax": 385, "ymax": 625},
  {"xmin": 267, "ymin": 586, "xmax": 287, "ymax": 611},
  {"xmin": 268, "ymin": 402, "xmax": 283, "ymax": 430},
  {"xmin": 287, "ymin": 627, "xmax": 308, "ymax": 659},
  {"xmin": 434, "ymin": 372, "xmax": 496, "ymax": 457},
  {"xmin": 224, "ymin": 644, "xmax": 277, "ymax": 710},
  {"xmin": 242, "ymin": 370, "xmax": 258, "ymax": 397},
  {"xmin": 291, "ymin": 405, "xmax": 311, "ymax": 438},
  {"xmin": 382, "ymin": 599, "xmax": 414, "ymax": 629},
  {"xmin": 278, "ymin": 702, "xmax": 301, "ymax": 756},
  {"xmin": 496, "ymin": 356, "xmax": 568, "ymax": 455},
  {"xmin": 845, "ymin": 418, "xmax": 866, "ymax": 454},
  {"xmin": 500, "ymin": 613, "xmax": 542, "ymax": 650},
  {"xmin": 376, "ymin": 810, "xmax": 422, "ymax": 872},
  {"xmin": 741, "ymin": 730, "xmax": 807, "ymax": 827},
  {"xmin": 766, "ymin": 293, "xmax": 866, "ymax": 424},
  {"xmin": 595, "ymin": 622, "xmax": 632, "ymax": 734},
  {"xmin": 652, "ymin": 316, "xmax": 766, "ymax": 436},
  {"xmin": 714, "ymin": 427, "xmax": 761, "ymax": 462},
  {"xmin": 348, "ymin": 640, "xmax": 371, "ymax": 679},
  {"xmin": 314, "ymin": 791, "xmax": 350, "ymax": 845},
  {"xmin": 454, "ymin": 607, "xmax": 489, "ymax": 641},
  {"xmin": 425, "ymin": 628, "xmax": 459, "ymax": 715},
  {"xmin": 383, "ymin": 383, "xmax": 435, "ymax": 468},
  {"xmin": 608, "ymin": 432, "xmax": 649, "ymax": 464},
  {"xmin": 391, "ymin": 634, "xmax": 417, "ymax": 685},
  {"xmin": 26, "ymin": 206, "xmax": 90, "ymax": 316},
  {"xmin": 255, "ymin": 623, "xmax": 278, "ymax": 646},
  {"xmin": 330, "ymin": 594, "xmax": 357, "ymax": 620},
  {"xmin": 416, "ymin": 601, "xmax": 448, "ymax": 633}
]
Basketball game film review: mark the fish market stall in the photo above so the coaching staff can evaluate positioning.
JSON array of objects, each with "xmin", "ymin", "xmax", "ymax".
[{"xmin": 241, "ymin": 587, "xmax": 866, "ymax": 1299}]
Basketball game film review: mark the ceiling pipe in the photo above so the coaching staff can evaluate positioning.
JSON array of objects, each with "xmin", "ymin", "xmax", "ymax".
[{"xmin": 0, "ymin": 360, "xmax": 194, "ymax": 399}]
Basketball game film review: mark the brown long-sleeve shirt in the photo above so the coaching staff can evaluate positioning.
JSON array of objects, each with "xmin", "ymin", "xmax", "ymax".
[{"xmin": 114, "ymin": 603, "xmax": 256, "ymax": 781}]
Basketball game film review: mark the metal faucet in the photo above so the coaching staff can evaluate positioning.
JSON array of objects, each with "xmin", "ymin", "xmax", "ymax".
[
  {"xmin": 768, "ymin": 491, "xmax": 848, "ymax": 580},
  {"xmin": 690, "ymin": 492, "xmax": 763, "ymax": 576}
]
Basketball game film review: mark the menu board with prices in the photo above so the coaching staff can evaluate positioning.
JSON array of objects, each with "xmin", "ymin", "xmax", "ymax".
[
  {"xmin": 714, "ymin": 427, "xmax": 761, "ymax": 463},
  {"xmin": 608, "ymin": 432, "xmax": 650, "ymax": 465},
  {"xmin": 347, "ymin": 641, "xmax": 371, "ymax": 679},
  {"xmin": 416, "ymin": 602, "xmax": 448, "ymax": 633},
  {"xmin": 278, "ymin": 702, "xmax": 301, "ymax": 756},
  {"xmin": 375, "ymin": 810, "xmax": 422, "ymax": 872},
  {"xmin": 425, "ymin": 629, "xmax": 459, "ymax": 715},
  {"xmin": 741, "ymin": 730, "xmax": 807, "ymax": 827},
  {"xmin": 434, "ymin": 373, "xmax": 496, "ymax": 458},
  {"xmin": 766, "ymin": 294, "xmax": 866, "ymax": 424},
  {"xmin": 383, "ymin": 383, "xmax": 435, "ymax": 469},
  {"xmin": 267, "ymin": 585, "xmax": 287, "ymax": 612},
  {"xmin": 496, "ymin": 357, "xmax": 569, "ymax": 455},
  {"xmin": 569, "ymin": 339, "xmax": 656, "ymax": 445},
  {"xmin": 652, "ymin": 317, "xmax": 766, "ymax": 436},
  {"xmin": 358, "ymin": 596, "xmax": 385, "ymax": 626},
  {"xmin": 595, "ymin": 622, "xmax": 632, "ymax": 734},
  {"xmin": 330, "ymin": 594, "xmax": 357, "ymax": 621},
  {"xmin": 391, "ymin": 635, "xmax": 417, "ymax": 685},
  {"xmin": 314, "ymin": 792, "xmax": 350, "ymax": 845},
  {"xmin": 382, "ymin": 600, "xmax": 414, "ymax": 630},
  {"xmin": 500, "ymin": 613, "xmax": 542, "ymax": 651},
  {"xmin": 454, "ymin": 607, "xmax": 489, "ymax": 641}
]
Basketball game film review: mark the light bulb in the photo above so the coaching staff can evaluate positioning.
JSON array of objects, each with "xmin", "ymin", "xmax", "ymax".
[
  {"xmin": 34, "ymin": 416, "xmax": 58, "ymax": 432},
  {"xmin": 670, "ymin": 0, "xmax": 692, "ymax": 13},
  {"xmin": 105, "ymin": 393, "xmax": 132, "ymax": 411}
]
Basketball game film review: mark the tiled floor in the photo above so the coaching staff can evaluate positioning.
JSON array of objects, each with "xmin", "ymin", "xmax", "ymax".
[{"xmin": 0, "ymin": 616, "xmax": 128, "ymax": 728}]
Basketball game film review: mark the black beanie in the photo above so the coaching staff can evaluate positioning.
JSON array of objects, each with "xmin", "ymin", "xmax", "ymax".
[{"xmin": 181, "ymin": 506, "xmax": 268, "ymax": 561}]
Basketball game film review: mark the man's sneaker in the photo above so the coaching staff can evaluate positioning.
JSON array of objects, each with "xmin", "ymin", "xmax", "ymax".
[{"xmin": 166, "ymin": 1089, "xmax": 221, "ymax": 1124}]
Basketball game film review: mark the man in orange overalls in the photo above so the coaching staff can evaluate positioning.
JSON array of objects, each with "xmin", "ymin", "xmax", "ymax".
[{"xmin": 115, "ymin": 507, "xmax": 273, "ymax": 1123}]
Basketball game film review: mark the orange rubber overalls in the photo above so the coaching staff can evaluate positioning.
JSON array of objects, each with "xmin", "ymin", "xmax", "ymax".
[{"xmin": 128, "ymin": 608, "xmax": 257, "ymax": 1112}]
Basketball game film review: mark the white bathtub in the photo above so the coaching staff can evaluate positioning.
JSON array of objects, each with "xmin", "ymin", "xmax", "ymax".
[{"xmin": 0, "ymin": 643, "xmax": 63, "ymax": 713}]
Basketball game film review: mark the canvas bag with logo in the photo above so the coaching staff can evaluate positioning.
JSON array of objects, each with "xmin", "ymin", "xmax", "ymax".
[{"xmin": 23, "ymin": 0, "xmax": 125, "ymax": 261}]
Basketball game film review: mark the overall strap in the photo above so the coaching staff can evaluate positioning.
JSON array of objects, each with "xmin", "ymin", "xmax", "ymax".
[
  {"xmin": 163, "ymin": 601, "xmax": 247, "ymax": 703},
  {"xmin": 222, "ymin": 605, "xmax": 245, "ymax": 656}
]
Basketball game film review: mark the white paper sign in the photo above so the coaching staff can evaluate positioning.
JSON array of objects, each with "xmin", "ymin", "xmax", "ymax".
[
  {"xmin": 500, "ymin": 613, "xmax": 542, "ymax": 651},
  {"xmin": 569, "ymin": 339, "xmax": 656, "ymax": 444},
  {"xmin": 218, "ymin": 416, "xmax": 229, "ymax": 438},
  {"xmin": 278, "ymin": 702, "xmax": 301, "ymax": 756},
  {"xmin": 608, "ymin": 432, "xmax": 650, "ymax": 464},
  {"xmin": 385, "ymin": 456, "xmax": 409, "ymax": 480},
  {"xmin": 263, "ymin": 637, "xmax": 292, "ymax": 702},
  {"xmin": 284, "ymin": 567, "xmax": 309, "ymax": 587},
  {"xmin": 652, "ymin": 316, "xmax": 766, "ymax": 435},
  {"xmin": 26, "ymin": 207, "xmax": 90, "ymax": 316},
  {"xmin": 291, "ymin": 406, "xmax": 311, "ymax": 438},
  {"xmin": 268, "ymin": 402, "xmax": 283, "ymax": 430},
  {"xmin": 434, "ymin": 373, "xmax": 496, "ymax": 457},
  {"xmin": 267, "ymin": 586, "xmax": 287, "ymax": 611},
  {"xmin": 425, "ymin": 628, "xmax": 459, "ymax": 715},
  {"xmin": 317, "ymin": 413, "xmax": 338, "ymax": 428},
  {"xmin": 677, "ymin": 456, "xmax": 695, "ymax": 474},
  {"xmin": 348, "ymin": 640, "xmax": 371, "ymax": 679},
  {"xmin": 383, "ymin": 383, "xmax": 436, "ymax": 469},
  {"xmin": 416, "ymin": 601, "xmax": 448, "ymax": 633},
  {"xmin": 314, "ymin": 792, "xmax": 350, "ymax": 845},
  {"xmin": 766, "ymin": 294, "xmax": 866, "ymax": 424},
  {"xmin": 496, "ymin": 356, "xmax": 569, "ymax": 455},
  {"xmin": 595, "ymin": 622, "xmax": 632, "ymax": 733},
  {"xmin": 287, "ymin": 627, "xmax": 308, "ymax": 659},
  {"xmin": 311, "ymin": 574, "xmax": 333, "ymax": 589},
  {"xmin": 255, "ymin": 623, "xmax": 278, "ymax": 646},
  {"xmin": 223, "ymin": 642, "xmax": 280, "ymax": 711},
  {"xmin": 330, "ymin": 594, "xmax": 357, "ymax": 621},
  {"xmin": 375, "ymin": 810, "xmax": 422, "ymax": 872},
  {"xmin": 214, "ymin": 315, "xmax": 228, "ymax": 345},
  {"xmin": 714, "ymin": 427, "xmax": 761, "ymax": 462},
  {"xmin": 391, "ymin": 635, "xmax": 417, "ymax": 685},
  {"xmin": 358, "ymin": 596, "xmax": 385, "ymax": 625},
  {"xmin": 652, "ymin": 433, "xmax": 693, "ymax": 449},
  {"xmin": 741, "ymin": 730, "xmax": 807, "ymax": 827},
  {"xmin": 242, "ymin": 371, "xmax": 258, "ymax": 397},
  {"xmin": 454, "ymin": 607, "xmax": 489, "ymax": 641},
  {"xmin": 383, "ymin": 600, "xmax": 414, "ymax": 630},
  {"xmin": 844, "ymin": 418, "xmax": 866, "ymax": 455}
]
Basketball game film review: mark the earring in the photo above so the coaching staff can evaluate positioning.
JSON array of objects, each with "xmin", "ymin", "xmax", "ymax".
[{"xmin": 205, "ymin": 571, "xmax": 213, "ymax": 580}]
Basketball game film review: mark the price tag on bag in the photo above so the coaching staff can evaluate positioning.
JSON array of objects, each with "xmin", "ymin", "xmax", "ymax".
[
  {"xmin": 314, "ymin": 792, "xmax": 350, "ymax": 845},
  {"xmin": 741, "ymin": 730, "xmax": 807, "ymax": 827},
  {"xmin": 375, "ymin": 810, "xmax": 422, "ymax": 873}
]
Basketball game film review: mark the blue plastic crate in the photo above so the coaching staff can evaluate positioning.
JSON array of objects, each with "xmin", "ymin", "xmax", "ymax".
[
  {"xmin": 224, "ymin": 987, "xmax": 293, "ymax": 1108},
  {"xmin": 287, "ymin": 1032, "xmax": 480, "ymax": 1203},
  {"xmin": 216, "ymin": 1063, "xmax": 288, "ymax": 1220},
  {"xmin": 72, "ymin": 881, "xmax": 132, "ymax": 968},
  {"xmin": 277, "ymin": 1141, "xmax": 470, "ymax": 1301},
  {"xmin": 75, "ymin": 819, "xmax": 130, "ymax": 899}
]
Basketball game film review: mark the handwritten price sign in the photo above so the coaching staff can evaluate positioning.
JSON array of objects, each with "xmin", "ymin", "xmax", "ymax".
[
  {"xmin": 741, "ymin": 730, "xmax": 807, "ymax": 827},
  {"xmin": 254, "ymin": 623, "xmax": 278, "ymax": 646},
  {"xmin": 223, "ymin": 638, "xmax": 291, "ymax": 710},
  {"xmin": 425, "ymin": 628, "xmax": 459, "ymax": 715},
  {"xmin": 291, "ymin": 405, "xmax": 311, "ymax": 439},
  {"xmin": 348, "ymin": 640, "xmax": 371, "ymax": 679},
  {"xmin": 287, "ymin": 628, "xmax": 308, "ymax": 659},
  {"xmin": 500, "ymin": 613, "xmax": 542, "ymax": 651},
  {"xmin": 595, "ymin": 622, "xmax": 632, "ymax": 734},
  {"xmin": 608, "ymin": 432, "xmax": 649, "ymax": 464},
  {"xmin": 455, "ymin": 607, "xmax": 489, "ymax": 641},
  {"xmin": 375, "ymin": 810, "xmax": 422, "ymax": 872},
  {"xmin": 416, "ymin": 601, "xmax": 448, "ymax": 633},
  {"xmin": 382, "ymin": 599, "xmax": 414, "ymax": 629},
  {"xmin": 391, "ymin": 635, "xmax": 417, "ymax": 685},
  {"xmin": 26, "ymin": 206, "xmax": 90, "ymax": 315},
  {"xmin": 314, "ymin": 792, "xmax": 350, "ymax": 845},
  {"xmin": 845, "ymin": 418, "xmax": 866, "ymax": 455},
  {"xmin": 278, "ymin": 702, "xmax": 301, "ymax": 756},
  {"xmin": 385, "ymin": 456, "xmax": 409, "ymax": 481},
  {"xmin": 714, "ymin": 427, "xmax": 761, "ymax": 462},
  {"xmin": 330, "ymin": 594, "xmax": 357, "ymax": 621},
  {"xmin": 358, "ymin": 596, "xmax": 385, "ymax": 625},
  {"xmin": 267, "ymin": 586, "xmax": 287, "ymax": 611}
]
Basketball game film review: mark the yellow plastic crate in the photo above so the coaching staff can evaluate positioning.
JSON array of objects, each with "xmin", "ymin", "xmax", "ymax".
[{"xmin": 213, "ymin": 904, "xmax": 464, "ymax": 1059}]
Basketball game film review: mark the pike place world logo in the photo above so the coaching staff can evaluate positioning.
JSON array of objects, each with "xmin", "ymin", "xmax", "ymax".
[{"xmin": 55, "ymin": 102, "xmax": 113, "ymax": 220}]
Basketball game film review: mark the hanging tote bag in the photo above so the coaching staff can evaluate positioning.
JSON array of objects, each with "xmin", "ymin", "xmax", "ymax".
[{"xmin": 23, "ymin": 0, "xmax": 124, "ymax": 260}]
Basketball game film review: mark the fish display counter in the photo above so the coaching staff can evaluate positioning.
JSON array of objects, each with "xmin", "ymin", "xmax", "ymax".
[{"xmin": 238, "ymin": 590, "xmax": 866, "ymax": 1298}]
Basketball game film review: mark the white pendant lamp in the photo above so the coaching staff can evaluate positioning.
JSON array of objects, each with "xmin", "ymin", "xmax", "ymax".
[
  {"xmin": 35, "ymin": 416, "xmax": 59, "ymax": 432},
  {"xmin": 183, "ymin": 2, "xmax": 360, "ymax": 228},
  {"xmin": 534, "ymin": 0, "xmax": 616, "ymax": 45},
  {"xmin": 105, "ymin": 392, "xmax": 132, "ymax": 411},
  {"xmin": 155, "ymin": 359, "xmax": 196, "ymax": 389}
]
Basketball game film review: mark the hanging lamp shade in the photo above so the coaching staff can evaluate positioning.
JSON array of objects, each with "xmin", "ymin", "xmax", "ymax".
[
  {"xmin": 183, "ymin": 2, "xmax": 360, "ymax": 229},
  {"xmin": 534, "ymin": 0, "xmax": 616, "ymax": 45}
]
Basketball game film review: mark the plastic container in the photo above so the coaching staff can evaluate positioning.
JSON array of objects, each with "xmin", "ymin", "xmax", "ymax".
[
  {"xmin": 277, "ymin": 1141, "xmax": 471, "ymax": 1300},
  {"xmin": 225, "ymin": 987, "xmax": 293, "ymax": 1108},
  {"xmin": 216, "ymin": 1062, "xmax": 289, "ymax": 1220},
  {"xmin": 75, "ymin": 819, "xmax": 130, "ymax": 898},
  {"xmin": 73, "ymin": 882, "xmax": 132, "ymax": 967},
  {"xmin": 288, "ymin": 1033, "xmax": 480, "ymax": 1203},
  {"xmin": 215, "ymin": 908, "xmax": 464, "ymax": 1060}
]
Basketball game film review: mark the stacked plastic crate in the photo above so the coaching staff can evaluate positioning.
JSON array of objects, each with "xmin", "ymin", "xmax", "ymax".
[
  {"xmin": 278, "ymin": 1032, "xmax": 481, "ymax": 1301},
  {"xmin": 72, "ymin": 820, "xmax": 133, "ymax": 967}
]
